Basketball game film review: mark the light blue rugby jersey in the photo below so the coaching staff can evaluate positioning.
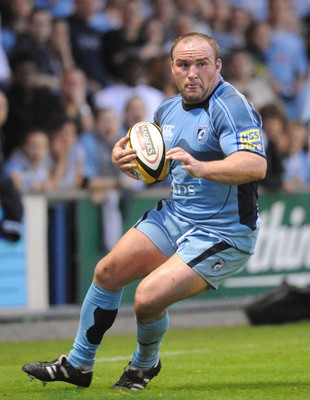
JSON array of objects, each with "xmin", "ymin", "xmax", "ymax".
[{"xmin": 153, "ymin": 77, "xmax": 266, "ymax": 254}]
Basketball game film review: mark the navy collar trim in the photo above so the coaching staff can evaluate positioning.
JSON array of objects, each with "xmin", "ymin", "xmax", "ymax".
[{"xmin": 182, "ymin": 77, "xmax": 224, "ymax": 111}]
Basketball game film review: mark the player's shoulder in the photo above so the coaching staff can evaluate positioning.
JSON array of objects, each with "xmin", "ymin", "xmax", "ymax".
[
  {"xmin": 154, "ymin": 94, "xmax": 182, "ymax": 122},
  {"xmin": 211, "ymin": 80, "xmax": 259, "ymax": 120},
  {"xmin": 158, "ymin": 93, "xmax": 182, "ymax": 110},
  {"xmin": 212, "ymin": 80, "xmax": 246, "ymax": 105}
]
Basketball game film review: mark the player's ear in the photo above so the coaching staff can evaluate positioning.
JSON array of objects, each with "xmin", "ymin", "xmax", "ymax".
[
  {"xmin": 215, "ymin": 58, "xmax": 222, "ymax": 72},
  {"xmin": 170, "ymin": 60, "xmax": 175, "ymax": 75}
]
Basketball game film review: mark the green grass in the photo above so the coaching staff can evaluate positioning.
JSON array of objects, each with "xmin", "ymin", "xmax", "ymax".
[{"xmin": 1, "ymin": 322, "xmax": 310, "ymax": 400}]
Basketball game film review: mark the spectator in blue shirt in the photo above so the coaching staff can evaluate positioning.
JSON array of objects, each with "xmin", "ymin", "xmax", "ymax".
[{"xmin": 282, "ymin": 120, "xmax": 310, "ymax": 193}]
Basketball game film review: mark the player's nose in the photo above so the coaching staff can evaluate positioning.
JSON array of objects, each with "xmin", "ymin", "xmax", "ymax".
[{"xmin": 187, "ymin": 65, "xmax": 199, "ymax": 79}]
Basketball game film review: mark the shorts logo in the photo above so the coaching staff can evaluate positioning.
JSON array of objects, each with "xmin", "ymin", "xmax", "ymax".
[
  {"xmin": 197, "ymin": 125, "xmax": 208, "ymax": 144},
  {"xmin": 211, "ymin": 258, "xmax": 226, "ymax": 272},
  {"xmin": 237, "ymin": 128, "xmax": 264, "ymax": 154}
]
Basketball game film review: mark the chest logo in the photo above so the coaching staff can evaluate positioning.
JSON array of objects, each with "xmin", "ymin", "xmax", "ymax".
[
  {"xmin": 197, "ymin": 125, "xmax": 208, "ymax": 144},
  {"xmin": 162, "ymin": 124, "xmax": 174, "ymax": 140}
]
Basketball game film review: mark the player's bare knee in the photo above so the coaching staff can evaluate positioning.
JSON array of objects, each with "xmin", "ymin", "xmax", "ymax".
[
  {"xmin": 134, "ymin": 287, "xmax": 159, "ymax": 322},
  {"xmin": 93, "ymin": 259, "xmax": 120, "ymax": 291}
]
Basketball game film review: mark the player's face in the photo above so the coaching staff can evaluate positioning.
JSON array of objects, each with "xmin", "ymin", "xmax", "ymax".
[{"xmin": 171, "ymin": 37, "xmax": 222, "ymax": 104}]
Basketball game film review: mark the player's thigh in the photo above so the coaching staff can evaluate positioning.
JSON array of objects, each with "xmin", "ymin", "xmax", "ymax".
[
  {"xmin": 94, "ymin": 227, "xmax": 168, "ymax": 290},
  {"xmin": 134, "ymin": 253, "xmax": 210, "ymax": 319}
]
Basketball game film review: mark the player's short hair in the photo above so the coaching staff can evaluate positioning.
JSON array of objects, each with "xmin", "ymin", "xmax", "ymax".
[{"xmin": 170, "ymin": 32, "xmax": 220, "ymax": 62}]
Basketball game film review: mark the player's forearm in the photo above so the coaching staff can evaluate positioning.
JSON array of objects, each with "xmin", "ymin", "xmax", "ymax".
[
  {"xmin": 166, "ymin": 147, "xmax": 267, "ymax": 185},
  {"xmin": 201, "ymin": 151, "xmax": 267, "ymax": 185}
]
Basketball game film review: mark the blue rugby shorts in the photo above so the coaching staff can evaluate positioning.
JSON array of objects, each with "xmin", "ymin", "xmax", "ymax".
[{"xmin": 134, "ymin": 199, "xmax": 250, "ymax": 289}]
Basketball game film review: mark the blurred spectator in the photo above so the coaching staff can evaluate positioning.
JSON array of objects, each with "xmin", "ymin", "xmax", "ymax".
[
  {"xmin": 79, "ymin": 108, "xmax": 120, "ymax": 185},
  {"xmin": 175, "ymin": 0, "xmax": 200, "ymax": 15},
  {"xmin": 209, "ymin": 0, "xmax": 236, "ymax": 55},
  {"xmin": 79, "ymin": 108, "xmax": 124, "ymax": 250},
  {"xmin": 150, "ymin": 0, "xmax": 176, "ymax": 44},
  {"xmin": 55, "ymin": 67, "xmax": 95, "ymax": 134},
  {"xmin": 9, "ymin": 8, "xmax": 64, "ymax": 90},
  {"xmin": 3, "ymin": 128, "xmax": 51, "ymax": 193},
  {"xmin": 88, "ymin": 0, "xmax": 125, "ymax": 33},
  {"xmin": 294, "ymin": 1, "xmax": 310, "ymax": 19},
  {"xmin": 245, "ymin": 21, "xmax": 272, "ymax": 78},
  {"xmin": 138, "ymin": 17, "xmax": 167, "ymax": 63},
  {"xmin": 259, "ymin": 102, "xmax": 289, "ymax": 192},
  {"xmin": 174, "ymin": 0, "xmax": 212, "ymax": 34},
  {"xmin": 265, "ymin": 0, "xmax": 308, "ymax": 119},
  {"xmin": 222, "ymin": 48, "xmax": 280, "ymax": 110},
  {"xmin": 195, "ymin": 0, "xmax": 215, "ymax": 34},
  {"xmin": 48, "ymin": 117, "xmax": 85, "ymax": 189},
  {"xmin": 302, "ymin": 9, "xmax": 310, "ymax": 58},
  {"xmin": 230, "ymin": 0, "xmax": 268, "ymax": 22},
  {"xmin": 95, "ymin": 0, "xmax": 126, "ymax": 33},
  {"xmin": 50, "ymin": 18, "xmax": 75, "ymax": 72},
  {"xmin": 282, "ymin": 120, "xmax": 310, "ymax": 193},
  {"xmin": 101, "ymin": 0, "xmax": 145, "ymax": 83},
  {"xmin": 3, "ymin": 53, "xmax": 60, "ymax": 157},
  {"xmin": 94, "ymin": 56, "xmax": 165, "ymax": 123},
  {"xmin": 170, "ymin": 13, "xmax": 198, "ymax": 40},
  {"xmin": 1, "ymin": 0, "xmax": 34, "ymax": 55},
  {"xmin": 34, "ymin": 0, "xmax": 74, "ymax": 18},
  {"xmin": 66, "ymin": 0, "xmax": 107, "ymax": 91},
  {"xmin": 147, "ymin": 53, "xmax": 178, "ymax": 98},
  {"xmin": 120, "ymin": 95, "xmax": 148, "ymax": 137},
  {"xmin": 0, "ymin": 90, "xmax": 23, "ymax": 242},
  {"xmin": 226, "ymin": 7, "xmax": 253, "ymax": 49},
  {"xmin": 299, "ymin": 70, "xmax": 310, "ymax": 129},
  {"xmin": 0, "ymin": 44, "xmax": 11, "ymax": 89}
]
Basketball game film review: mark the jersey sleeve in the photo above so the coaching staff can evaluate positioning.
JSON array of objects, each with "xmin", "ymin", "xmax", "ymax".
[
  {"xmin": 220, "ymin": 125, "xmax": 265, "ymax": 157},
  {"xmin": 210, "ymin": 83, "xmax": 266, "ymax": 158}
]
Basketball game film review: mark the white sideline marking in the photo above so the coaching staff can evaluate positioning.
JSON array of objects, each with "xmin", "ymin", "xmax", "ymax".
[
  {"xmin": 96, "ymin": 346, "xmax": 259, "ymax": 364},
  {"xmin": 97, "ymin": 349, "xmax": 209, "ymax": 363},
  {"xmin": 96, "ymin": 340, "xmax": 301, "ymax": 364}
]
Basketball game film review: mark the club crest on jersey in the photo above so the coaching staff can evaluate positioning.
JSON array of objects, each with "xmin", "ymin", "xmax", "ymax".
[
  {"xmin": 237, "ymin": 128, "xmax": 264, "ymax": 154},
  {"xmin": 197, "ymin": 125, "xmax": 208, "ymax": 144}
]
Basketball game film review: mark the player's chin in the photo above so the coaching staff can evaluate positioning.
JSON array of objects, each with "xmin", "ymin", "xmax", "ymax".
[
  {"xmin": 183, "ymin": 95, "xmax": 205, "ymax": 104},
  {"xmin": 183, "ymin": 90, "xmax": 205, "ymax": 104}
]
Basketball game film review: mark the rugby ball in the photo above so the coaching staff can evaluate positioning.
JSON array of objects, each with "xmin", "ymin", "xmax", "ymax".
[{"xmin": 126, "ymin": 121, "xmax": 170, "ymax": 184}]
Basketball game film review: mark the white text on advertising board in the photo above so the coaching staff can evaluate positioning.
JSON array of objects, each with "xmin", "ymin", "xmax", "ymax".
[{"xmin": 247, "ymin": 201, "xmax": 310, "ymax": 273}]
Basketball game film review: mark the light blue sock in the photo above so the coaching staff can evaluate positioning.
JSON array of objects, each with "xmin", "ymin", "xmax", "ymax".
[
  {"xmin": 68, "ymin": 282, "xmax": 123, "ymax": 371},
  {"xmin": 131, "ymin": 312, "xmax": 169, "ymax": 370}
]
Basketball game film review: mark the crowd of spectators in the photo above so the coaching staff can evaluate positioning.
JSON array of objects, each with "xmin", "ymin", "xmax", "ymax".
[{"xmin": 0, "ymin": 0, "xmax": 310, "ymax": 209}]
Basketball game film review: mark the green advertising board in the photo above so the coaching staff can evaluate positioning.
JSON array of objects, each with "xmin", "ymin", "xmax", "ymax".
[
  {"xmin": 221, "ymin": 193, "xmax": 310, "ymax": 297},
  {"xmin": 76, "ymin": 191, "xmax": 310, "ymax": 304}
]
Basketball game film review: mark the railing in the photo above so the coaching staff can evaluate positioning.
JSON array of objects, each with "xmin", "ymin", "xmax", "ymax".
[{"xmin": 1, "ymin": 188, "xmax": 309, "ymax": 312}]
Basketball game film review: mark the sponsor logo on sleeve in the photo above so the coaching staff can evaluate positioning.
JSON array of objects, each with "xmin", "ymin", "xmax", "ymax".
[{"xmin": 237, "ymin": 128, "xmax": 264, "ymax": 154}]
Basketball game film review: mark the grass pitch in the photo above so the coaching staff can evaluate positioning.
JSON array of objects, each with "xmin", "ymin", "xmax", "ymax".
[{"xmin": 1, "ymin": 322, "xmax": 309, "ymax": 400}]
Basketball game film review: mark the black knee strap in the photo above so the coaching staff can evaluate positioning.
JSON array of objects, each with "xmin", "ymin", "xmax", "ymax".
[{"xmin": 86, "ymin": 307, "xmax": 118, "ymax": 345}]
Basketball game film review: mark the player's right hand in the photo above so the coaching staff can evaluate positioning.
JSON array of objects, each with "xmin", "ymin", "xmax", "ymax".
[{"xmin": 112, "ymin": 137, "xmax": 138, "ymax": 179}]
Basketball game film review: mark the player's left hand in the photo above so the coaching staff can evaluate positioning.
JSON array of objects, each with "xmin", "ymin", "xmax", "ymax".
[{"xmin": 166, "ymin": 147, "xmax": 205, "ymax": 178}]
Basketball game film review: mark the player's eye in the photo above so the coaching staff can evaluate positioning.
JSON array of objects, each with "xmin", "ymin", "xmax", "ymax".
[{"xmin": 176, "ymin": 61, "xmax": 189, "ymax": 68}]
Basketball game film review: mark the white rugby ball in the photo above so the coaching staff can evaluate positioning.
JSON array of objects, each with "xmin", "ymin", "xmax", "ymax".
[{"xmin": 126, "ymin": 121, "xmax": 170, "ymax": 184}]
